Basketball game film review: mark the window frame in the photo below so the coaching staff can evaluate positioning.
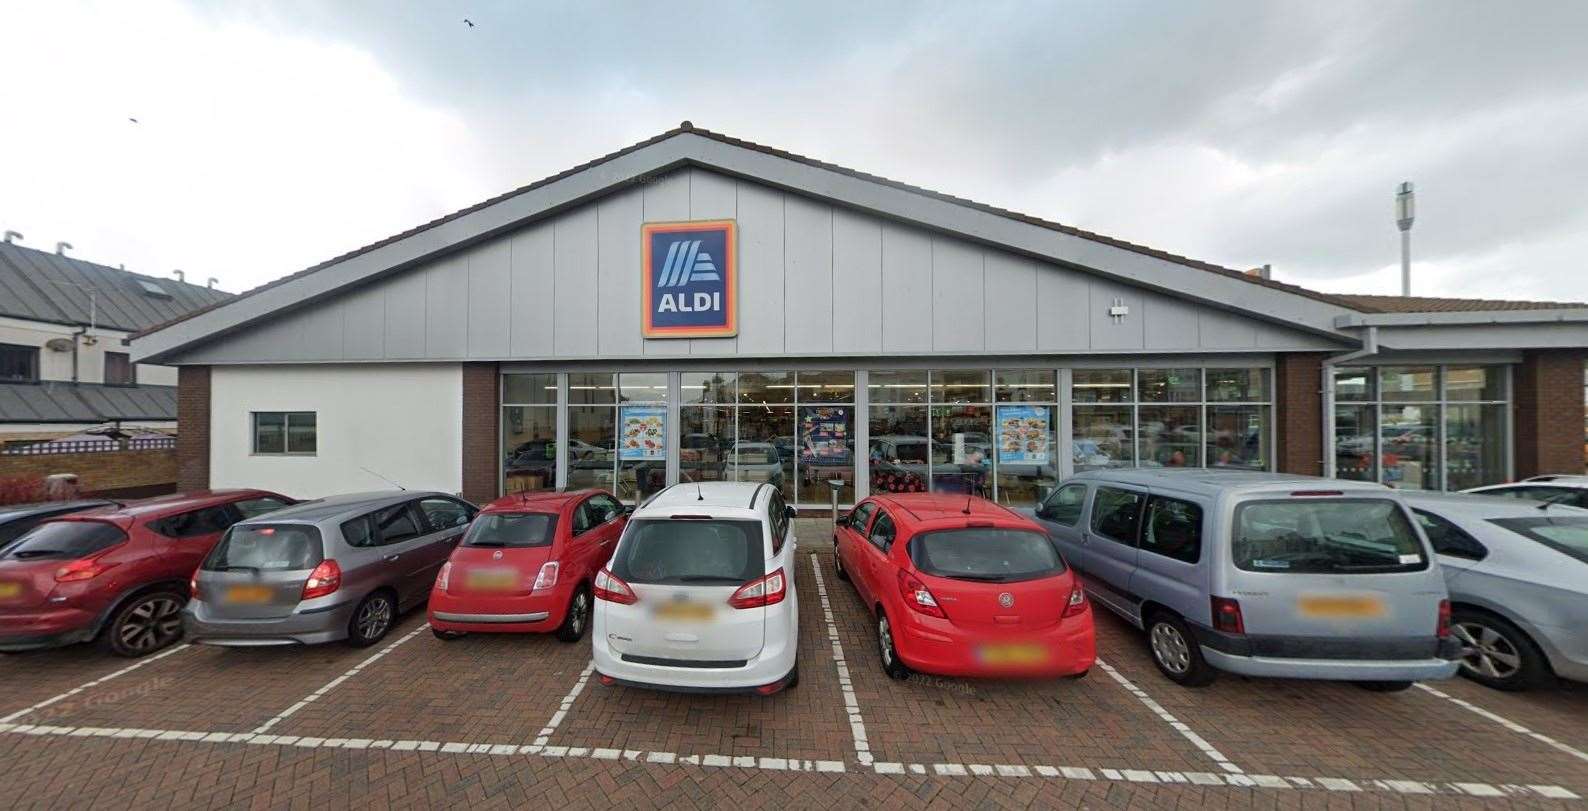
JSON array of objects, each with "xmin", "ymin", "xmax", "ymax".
[
  {"xmin": 1412, "ymin": 508, "xmax": 1489, "ymax": 561},
  {"xmin": 1139, "ymin": 495, "xmax": 1204, "ymax": 565},
  {"xmin": 1038, "ymin": 483, "xmax": 1088, "ymax": 527},
  {"xmin": 1089, "ymin": 486, "xmax": 1146, "ymax": 547},
  {"xmin": 371, "ymin": 502, "xmax": 425, "ymax": 546},
  {"xmin": 0, "ymin": 342, "xmax": 39, "ymax": 383},
  {"xmin": 868, "ymin": 509, "xmax": 897, "ymax": 553},
  {"xmin": 233, "ymin": 496, "xmax": 292, "ymax": 520},
  {"xmin": 251, "ymin": 411, "xmax": 318, "ymax": 456},
  {"xmin": 104, "ymin": 351, "xmax": 136, "ymax": 386},
  {"xmin": 416, "ymin": 497, "xmax": 476, "ymax": 533}
]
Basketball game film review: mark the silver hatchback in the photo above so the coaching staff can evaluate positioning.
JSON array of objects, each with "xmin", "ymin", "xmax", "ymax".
[{"xmin": 183, "ymin": 491, "xmax": 477, "ymax": 647}]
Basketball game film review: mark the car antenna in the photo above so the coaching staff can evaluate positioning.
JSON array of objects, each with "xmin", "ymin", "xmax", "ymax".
[
  {"xmin": 361, "ymin": 467, "xmax": 406, "ymax": 491},
  {"xmin": 963, "ymin": 495, "xmax": 973, "ymax": 515},
  {"xmin": 697, "ymin": 484, "xmax": 704, "ymax": 501}
]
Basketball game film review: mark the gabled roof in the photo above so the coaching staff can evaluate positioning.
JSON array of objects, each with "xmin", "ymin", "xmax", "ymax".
[
  {"xmin": 1332, "ymin": 294, "xmax": 1588, "ymax": 314},
  {"xmin": 0, "ymin": 242, "xmax": 232, "ymax": 333},
  {"xmin": 0, "ymin": 382, "xmax": 177, "ymax": 424}
]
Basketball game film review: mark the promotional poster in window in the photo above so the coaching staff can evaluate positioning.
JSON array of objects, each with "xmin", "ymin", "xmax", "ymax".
[
  {"xmin": 619, "ymin": 406, "xmax": 666, "ymax": 460},
  {"xmin": 997, "ymin": 405, "xmax": 1051, "ymax": 465},
  {"xmin": 799, "ymin": 407, "xmax": 852, "ymax": 464}
]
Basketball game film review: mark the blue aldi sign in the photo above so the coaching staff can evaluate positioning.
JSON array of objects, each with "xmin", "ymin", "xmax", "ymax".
[{"xmin": 642, "ymin": 220, "xmax": 737, "ymax": 338}]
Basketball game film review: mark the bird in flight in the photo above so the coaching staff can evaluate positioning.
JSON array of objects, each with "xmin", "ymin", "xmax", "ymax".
[
  {"xmin": 128, "ymin": 117, "xmax": 139, "ymax": 124},
  {"xmin": 463, "ymin": 18, "xmax": 474, "ymax": 27}
]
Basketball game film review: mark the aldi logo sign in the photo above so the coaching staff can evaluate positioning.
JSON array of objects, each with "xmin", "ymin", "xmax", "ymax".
[{"xmin": 642, "ymin": 220, "xmax": 737, "ymax": 338}]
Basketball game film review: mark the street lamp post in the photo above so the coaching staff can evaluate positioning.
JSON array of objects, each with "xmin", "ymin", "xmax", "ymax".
[{"xmin": 1396, "ymin": 181, "xmax": 1415, "ymax": 297}]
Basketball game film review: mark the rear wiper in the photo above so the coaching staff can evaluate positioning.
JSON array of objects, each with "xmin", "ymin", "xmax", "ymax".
[
  {"xmin": 674, "ymin": 576, "xmax": 744, "ymax": 584},
  {"xmin": 10, "ymin": 549, "xmax": 65, "ymax": 559},
  {"xmin": 220, "ymin": 565, "xmax": 261, "ymax": 574},
  {"xmin": 467, "ymin": 541, "xmax": 506, "ymax": 547},
  {"xmin": 942, "ymin": 573, "xmax": 1010, "ymax": 582}
]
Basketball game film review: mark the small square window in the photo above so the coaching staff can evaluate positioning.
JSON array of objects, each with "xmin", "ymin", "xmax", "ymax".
[
  {"xmin": 105, "ymin": 352, "xmax": 136, "ymax": 386},
  {"xmin": 0, "ymin": 343, "xmax": 39, "ymax": 383},
  {"xmin": 253, "ymin": 412, "xmax": 317, "ymax": 455}
]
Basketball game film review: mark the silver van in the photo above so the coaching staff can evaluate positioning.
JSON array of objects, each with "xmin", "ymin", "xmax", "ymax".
[
  {"xmin": 184, "ymin": 491, "xmax": 476, "ymax": 647},
  {"xmin": 1028, "ymin": 470, "xmax": 1459, "ymax": 690}
]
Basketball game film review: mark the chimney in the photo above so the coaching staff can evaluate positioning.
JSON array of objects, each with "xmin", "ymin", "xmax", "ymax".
[
  {"xmin": 172, "ymin": 269, "xmax": 185, "ymax": 283},
  {"xmin": 55, "ymin": 241, "xmax": 73, "ymax": 256},
  {"xmin": 207, "ymin": 277, "xmax": 218, "ymax": 289},
  {"xmin": 1245, "ymin": 264, "xmax": 1273, "ymax": 281},
  {"xmin": 2, "ymin": 230, "xmax": 21, "ymax": 244}
]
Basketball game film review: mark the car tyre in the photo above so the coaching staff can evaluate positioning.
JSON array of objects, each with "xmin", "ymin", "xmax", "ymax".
[
  {"xmin": 1451, "ymin": 608, "xmax": 1553, "ymax": 691},
  {"xmin": 877, "ymin": 611, "xmax": 911, "ymax": 680},
  {"xmin": 556, "ymin": 586, "xmax": 592, "ymax": 643},
  {"xmin": 348, "ymin": 592, "xmax": 395, "ymax": 648},
  {"xmin": 833, "ymin": 543, "xmax": 850, "ymax": 582},
  {"xmin": 432, "ymin": 628, "xmax": 466, "ymax": 641},
  {"xmin": 1355, "ymin": 681, "xmax": 1413, "ymax": 693},
  {"xmin": 784, "ymin": 661, "xmax": 800, "ymax": 691},
  {"xmin": 99, "ymin": 589, "xmax": 186, "ymax": 658},
  {"xmin": 1146, "ymin": 612, "xmax": 1216, "ymax": 687}
]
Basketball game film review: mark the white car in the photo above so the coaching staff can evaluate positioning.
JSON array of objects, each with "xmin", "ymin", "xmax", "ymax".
[
  {"xmin": 592, "ymin": 481, "xmax": 800, "ymax": 694},
  {"xmin": 1464, "ymin": 475, "xmax": 1588, "ymax": 509}
]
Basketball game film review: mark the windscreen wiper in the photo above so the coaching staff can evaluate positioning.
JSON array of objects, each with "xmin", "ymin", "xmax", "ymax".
[{"xmin": 674, "ymin": 575, "xmax": 745, "ymax": 584}]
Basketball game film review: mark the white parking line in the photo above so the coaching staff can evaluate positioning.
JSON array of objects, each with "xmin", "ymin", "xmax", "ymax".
[
  {"xmin": 0, "ymin": 721, "xmax": 1576, "ymax": 799},
  {"xmin": 251, "ymin": 624, "xmax": 428, "ymax": 735},
  {"xmin": 532, "ymin": 659, "xmax": 594, "ymax": 747},
  {"xmin": 1414, "ymin": 683, "xmax": 1588, "ymax": 764},
  {"xmin": 1095, "ymin": 659, "xmax": 1245, "ymax": 774},
  {"xmin": 0, "ymin": 643, "xmax": 192, "ymax": 724},
  {"xmin": 809, "ymin": 553, "xmax": 873, "ymax": 765}
]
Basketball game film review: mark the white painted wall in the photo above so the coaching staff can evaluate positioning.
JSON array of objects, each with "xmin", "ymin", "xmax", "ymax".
[
  {"xmin": 209, "ymin": 363, "xmax": 462, "ymax": 500},
  {"xmin": 0, "ymin": 315, "xmax": 178, "ymax": 385}
]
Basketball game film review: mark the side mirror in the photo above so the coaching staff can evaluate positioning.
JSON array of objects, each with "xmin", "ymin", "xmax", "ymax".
[
  {"xmin": 1034, "ymin": 506, "xmax": 1052, "ymax": 520},
  {"xmin": 835, "ymin": 513, "xmax": 850, "ymax": 528},
  {"xmin": 623, "ymin": 504, "xmax": 636, "ymax": 515},
  {"xmin": 785, "ymin": 505, "xmax": 798, "ymax": 520}
]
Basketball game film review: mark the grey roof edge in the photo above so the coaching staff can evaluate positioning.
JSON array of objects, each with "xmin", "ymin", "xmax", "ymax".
[
  {"xmin": 0, "ymin": 243, "xmax": 232, "ymax": 333},
  {"xmin": 1336, "ymin": 308, "xmax": 1588, "ymax": 328},
  {"xmin": 130, "ymin": 126, "xmax": 1368, "ymax": 364}
]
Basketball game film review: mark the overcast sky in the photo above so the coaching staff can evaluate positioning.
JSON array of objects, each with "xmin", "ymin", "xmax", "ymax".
[{"xmin": 4, "ymin": 1, "xmax": 1587, "ymax": 302}]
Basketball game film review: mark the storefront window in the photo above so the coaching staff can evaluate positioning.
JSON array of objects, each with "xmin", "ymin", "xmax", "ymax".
[
  {"xmin": 1382, "ymin": 404, "xmax": 1437, "ymax": 490},
  {"xmin": 616, "ymin": 374, "xmax": 667, "ymax": 501},
  {"xmin": 1206, "ymin": 368, "xmax": 1270, "ymax": 403},
  {"xmin": 1073, "ymin": 404, "xmax": 1132, "ymax": 471},
  {"xmin": 1380, "ymin": 367, "xmax": 1437, "ymax": 402},
  {"xmin": 1207, "ymin": 405, "xmax": 1268, "ymax": 469},
  {"xmin": 930, "ymin": 369, "xmax": 991, "ymax": 405},
  {"xmin": 868, "ymin": 369, "xmax": 928, "ymax": 404},
  {"xmin": 1139, "ymin": 368, "xmax": 1200, "ymax": 403},
  {"xmin": 1333, "ymin": 365, "xmax": 1510, "ymax": 491},
  {"xmin": 1334, "ymin": 367, "xmax": 1374, "ymax": 402},
  {"xmin": 738, "ymin": 371, "xmax": 795, "ymax": 405},
  {"xmin": 567, "ymin": 404, "xmax": 617, "ymax": 492},
  {"xmin": 931, "ymin": 403, "xmax": 992, "ymax": 496},
  {"xmin": 995, "ymin": 370, "xmax": 1056, "ymax": 403},
  {"xmin": 502, "ymin": 373, "xmax": 557, "ymax": 405},
  {"xmin": 567, "ymin": 372, "xmax": 617, "ymax": 405},
  {"xmin": 1072, "ymin": 368, "xmax": 1133, "ymax": 403},
  {"xmin": 502, "ymin": 373, "xmax": 558, "ymax": 494},
  {"xmin": 1334, "ymin": 403, "xmax": 1376, "ymax": 481},
  {"xmin": 1070, "ymin": 367, "xmax": 1269, "ymax": 474},
  {"xmin": 869, "ymin": 404, "xmax": 928, "ymax": 495},
  {"xmin": 798, "ymin": 405, "xmax": 854, "ymax": 503},
  {"xmin": 1140, "ymin": 405, "xmax": 1200, "ymax": 467},
  {"xmin": 1446, "ymin": 404, "xmax": 1506, "ymax": 491}
]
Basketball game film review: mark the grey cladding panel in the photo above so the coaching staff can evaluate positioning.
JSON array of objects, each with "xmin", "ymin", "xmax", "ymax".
[{"xmin": 167, "ymin": 169, "xmax": 1337, "ymax": 363}]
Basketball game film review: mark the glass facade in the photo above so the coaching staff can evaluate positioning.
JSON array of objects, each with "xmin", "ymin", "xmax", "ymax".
[
  {"xmin": 1072, "ymin": 368, "xmax": 1270, "ymax": 474},
  {"xmin": 1331, "ymin": 365, "xmax": 1510, "ymax": 490},
  {"xmin": 492, "ymin": 362, "xmax": 1535, "ymax": 507}
]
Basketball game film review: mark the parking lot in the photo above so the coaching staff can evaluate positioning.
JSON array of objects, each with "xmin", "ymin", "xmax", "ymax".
[{"xmin": 1, "ymin": 519, "xmax": 1585, "ymax": 809}]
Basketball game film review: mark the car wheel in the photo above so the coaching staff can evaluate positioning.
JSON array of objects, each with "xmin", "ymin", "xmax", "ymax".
[
  {"xmin": 1355, "ymin": 681, "xmax": 1413, "ymax": 693},
  {"xmin": 348, "ymin": 592, "xmax": 395, "ymax": 648},
  {"xmin": 99, "ymin": 590, "xmax": 186, "ymax": 658},
  {"xmin": 556, "ymin": 586, "xmax": 592, "ymax": 643},
  {"xmin": 784, "ymin": 661, "xmax": 800, "ymax": 691},
  {"xmin": 1146, "ymin": 612, "xmax": 1215, "ymax": 687},
  {"xmin": 432, "ymin": 628, "xmax": 466, "ymax": 641},
  {"xmin": 1451, "ymin": 609, "xmax": 1553, "ymax": 691},
  {"xmin": 877, "ymin": 612, "xmax": 910, "ymax": 680},
  {"xmin": 833, "ymin": 543, "xmax": 850, "ymax": 582}
]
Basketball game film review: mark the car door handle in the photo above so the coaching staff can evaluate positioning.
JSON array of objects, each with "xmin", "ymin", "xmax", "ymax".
[{"xmin": 384, "ymin": 554, "xmax": 400, "ymax": 562}]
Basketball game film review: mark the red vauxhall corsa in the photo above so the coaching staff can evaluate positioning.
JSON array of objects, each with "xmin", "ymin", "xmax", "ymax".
[
  {"xmin": 0, "ymin": 489, "xmax": 295, "ymax": 657},
  {"xmin": 833, "ymin": 493, "xmax": 1095, "ymax": 680},
  {"xmin": 428, "ymin": 489, "xmax": 629, "ymax": 642}
]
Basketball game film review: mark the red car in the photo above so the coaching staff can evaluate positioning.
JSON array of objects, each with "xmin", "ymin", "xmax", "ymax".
[
  {"xmin": 833, "ymin": 493, "xmax": 1095, "ymax": 680},
  {"xmin": 0, "ymin": 490, "xmax": 295, "ymax": 657},
  {"xmin": 428, "ymin": 489, "xmax": 628, "ymax": 642}
]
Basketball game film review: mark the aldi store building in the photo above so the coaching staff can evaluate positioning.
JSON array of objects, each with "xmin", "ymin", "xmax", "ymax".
[{"xmin": 130, "ymin": 125, "xmax": 1588, "ymax": 509}]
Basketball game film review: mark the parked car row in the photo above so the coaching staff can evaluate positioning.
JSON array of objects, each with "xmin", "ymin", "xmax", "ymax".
[{"xmin": 1, "ymin": 472, "xmax": 1581, "ymax": 699}]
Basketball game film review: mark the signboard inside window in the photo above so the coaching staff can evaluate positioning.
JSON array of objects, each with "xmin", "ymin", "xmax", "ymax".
[
  {"xmin": 997, "ymin": 404, "xmax": 1050, "ymax": 465},
  {"xmin": 618, "ymin": 406, "xmax": 666, "ymax": 460},
  {"xmin": 642, "ymin": 220, "xmax": 737, "ymax": 338}
]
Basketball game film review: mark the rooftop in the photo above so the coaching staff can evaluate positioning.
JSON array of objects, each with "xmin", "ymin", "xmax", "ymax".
[
  {"xmin": 0, "ymin": 381, "xmax": 176, "ymax": 425},
  {"xmin": 0, "ymin": 241, "xmax": 232, "ymax": 333}
]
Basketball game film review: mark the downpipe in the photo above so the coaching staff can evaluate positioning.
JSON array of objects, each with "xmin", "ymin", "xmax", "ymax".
[{"xmin": 1319, "ymin": 326, "xmax": 1378, "ymax": 479}]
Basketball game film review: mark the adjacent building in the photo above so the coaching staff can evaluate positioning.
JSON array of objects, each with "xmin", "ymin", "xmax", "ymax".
[
  {"xmin": 128, "ymin": 125, "xmax": 1588, "ymax": 508},
  {"xmin": 0, "ymin": 241, "xmax": 232, "ymax": 442}
]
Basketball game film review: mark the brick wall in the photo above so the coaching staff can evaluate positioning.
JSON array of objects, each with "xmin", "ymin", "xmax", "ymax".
[
  {"xmin": 0, "ymin": 448, "xmax": 177, "ymax": 496},
  {"xmin": 1513, "ymin": 349, "xmax": 1586, "ymax": 478},
  {"xmin": 176, "ymin": 366, "xmax": 211, "ymax": 492},
  {"xmin": 461, "ymin": 362, "xmax": 501, "ymax": 505},
  {"xmin": 1274, "ymin": 353, "xmax": 1325, "ymax": 476}
]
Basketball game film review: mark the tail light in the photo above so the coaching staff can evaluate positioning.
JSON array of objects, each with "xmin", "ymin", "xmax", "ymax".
[
  {"xmin": 896, "ymin": 570, "xmax": 945, "ymax": 618},
  {"xmin": 593, "ymin": 568, "xmax": 637, "ymax": 605},
  {"xmin": 728, "ymin": 568, "xmax": 786, "ymax": 609},
  {"xmin": 55, "ymin": 556, "xmax": 116, "ymax": 583},
  {"xmin": 190, "ymin": 569, "xmax": 200, "ymax": 599},
  {"xmin": 1437, "ymin": 599, "xmax": 1452, "ymax": 639},
  {"xmin": 1062, "ymin": 584, "xmax": 1088, "ymax": 618},
  {"xmin": 533, "ymin": 561, "xmax": 560, "ymax": 592},
  {"xmin": 302, "ymin": 559, "xmax": 342, "ymax": 600},
  {"xmin": 436, "ymin": 562, "xmax": 452, "ymax": 591},
  {"xmin": 1211, "ymin": 596, "xmax": 1244, "ymax": 635}
]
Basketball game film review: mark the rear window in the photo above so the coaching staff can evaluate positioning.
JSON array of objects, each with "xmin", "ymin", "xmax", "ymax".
[
  {"xmin": 610, "ymin": 519, "xmax": 763, "ymax": 586},
  {"xmin": 205, "ymin": 525, "xmax": 324, "ymax": 572},
  {"xmin": 909, "ymin": 528, "xmax": 1064, "ymax": 582},
  {"xmin": 2, "ymin": 520, "xmax": 128, "ymax": 561},
  {"xmin": 464, "ymin": 513, "xmax": 556, "ymax": 548},
  {"xmin": 1490, "ymin": 516, "xmax": 1588, "ymax": 565},
  {"xmin": 1233, "ymin": 499, "xmax": 1427, "ymax": 574}
]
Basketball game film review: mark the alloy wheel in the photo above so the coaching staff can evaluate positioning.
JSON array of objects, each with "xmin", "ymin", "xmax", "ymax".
[
  {"xmin": 1150, "ymin": 622, "xmax": 1191, "ymax": 675},
  {"xmin": 119, "ymin": 596, "xmax": 183, "ymax": 653},
  {"xmin": 358, "ymin": 597, "xmax": 393, "ymax": 641},
  {"xmin": 570, "ymin": 592, "xmax": 590, "ymax": 636},
  {"xmin": 879, "ymin": 616, "xmax": 895, "ymax": 667},
  {"xmin": 1454, "ymin": 621, "xmax": 1522, "ymax": 680}
]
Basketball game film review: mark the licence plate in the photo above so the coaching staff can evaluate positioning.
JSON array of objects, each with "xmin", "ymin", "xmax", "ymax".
[
  {"xmin": 977, "ymin": 643, "xmax": 1049, "ymax": 666},
  {"xmin": 466, "ymin": 569, "xmax": 518, "ymax": 591},
  {"xmin": 1298, "ymin": 594, "xmax": 1386, "ymax": 618},
  {"xmin": 0, "ymin": 582, "xmax": 20, "ymax": 600},
  {"xmin": 654, "ymin": 602, "xmax": 715, "ymax": 622},
  {"xmin": 225, "ymin": 585, "xmax": 274, "ymax": 605}
]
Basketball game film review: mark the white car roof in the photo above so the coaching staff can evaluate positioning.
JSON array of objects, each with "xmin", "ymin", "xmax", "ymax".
[
  {"xmin": 1399, "ymin": 490, "xmax": 1588, "ymax": 518},
  {"xmin": 634, "ymin": 481, "xmax": 771, "ymax": 520}
]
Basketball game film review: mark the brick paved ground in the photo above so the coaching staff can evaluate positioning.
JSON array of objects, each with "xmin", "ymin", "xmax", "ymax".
[{"xmin": 2, "ymin": 518, "xmax": 1585, "ymax": 809}]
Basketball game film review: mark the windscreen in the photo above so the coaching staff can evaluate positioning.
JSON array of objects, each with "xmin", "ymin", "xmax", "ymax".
[
  {"xmin": 909, "ymin": 528, "xmax": 1065, "ymax": 582},
  {"xmin": 464, "ymin": 513, "xmax": 556, "ymax": 548},
  {"xmin": 2, "ymin": 521, "xmax": 127, "ymax": 561},
  {"xmin": 610, "ymin": 519, "xmax": 762, "ymax": 585},
  {"xmin": 1490, "ymin": 516, "xmax": 1588, "ymax": 565},
  {"xmin": 205, "ymin": 525, "xmax": 323, "ymax": 572},
  {"xmin": 1233, "ymin": 499, "xmax": 1427, "ymax": 574}
]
